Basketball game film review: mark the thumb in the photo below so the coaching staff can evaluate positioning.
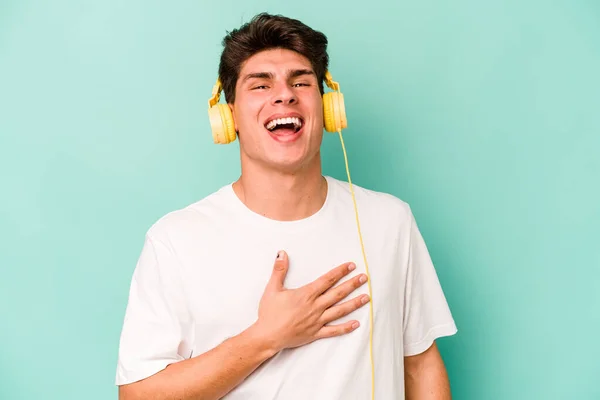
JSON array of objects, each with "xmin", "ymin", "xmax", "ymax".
[{"xmin": 267, "ymin": 250, "xmax": 289, "ymax": 292}]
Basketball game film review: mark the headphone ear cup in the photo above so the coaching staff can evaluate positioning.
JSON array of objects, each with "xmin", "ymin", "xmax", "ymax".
[
  {"xmin": 323, "ymin": 91, "xmax": 347, "ymax": 132},
  {"xmin": 208, "ymin": 104, "xmax": 237, "ymax": 144}
]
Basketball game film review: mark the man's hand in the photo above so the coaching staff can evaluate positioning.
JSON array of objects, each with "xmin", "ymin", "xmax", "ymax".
[{"xmin": 251, "ymin": 250, "xmax": 370, "ymax": 352}]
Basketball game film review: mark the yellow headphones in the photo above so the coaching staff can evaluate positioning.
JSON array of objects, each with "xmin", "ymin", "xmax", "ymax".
[
  {"xmin": 207, "ymin": 71, "xmax": 375, "ymax": 400},
  {"xmin": 207, "ymin": 70, "xmax": 347, "ymax": 144}
]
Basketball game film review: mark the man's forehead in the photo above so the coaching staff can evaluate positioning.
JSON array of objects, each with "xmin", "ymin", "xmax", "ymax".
[{"xmin": 240, "ymin": 49, "xmax": 314, "ymax": 75}]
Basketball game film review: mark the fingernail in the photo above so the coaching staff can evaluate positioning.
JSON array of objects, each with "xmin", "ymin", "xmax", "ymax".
[
  {"xmin": 276, "ymin": 251, "xmax": 284, "ymax": 259},
  {"xmin": 359, "ymin": 274, "xmax": 367, "ymax": 283},
  {"xmin": 362, "ymin": 295, "xmax": 370, "ymax": 304},
  {"xmin": 348, "ymin": 263, "xmax": 356, "ymax": 271},
  {"xmin": 352, "ymin": 321, "xmax": 360, "ymax": 329}
]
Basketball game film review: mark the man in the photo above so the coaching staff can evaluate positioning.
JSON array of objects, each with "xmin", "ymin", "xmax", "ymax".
[{"xmin": 116, "ymin": 12, "xmax": 457, "ymax": 400}]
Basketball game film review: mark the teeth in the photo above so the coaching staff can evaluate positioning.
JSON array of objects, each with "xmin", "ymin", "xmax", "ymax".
[{"xmin": 265, "ymin": 117, "xmax": 303, "ymax": 131}]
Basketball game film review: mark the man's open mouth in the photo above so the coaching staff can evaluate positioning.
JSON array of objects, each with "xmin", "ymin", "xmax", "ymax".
[{"xmin": 264, "ymin": 116, "xmax": 304, "ymax": 134}]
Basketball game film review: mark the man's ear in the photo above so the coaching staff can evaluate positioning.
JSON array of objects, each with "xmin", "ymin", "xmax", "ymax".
[{"xmin": 228, "ymin": 103, "xmax": 238, "ymax": 132}]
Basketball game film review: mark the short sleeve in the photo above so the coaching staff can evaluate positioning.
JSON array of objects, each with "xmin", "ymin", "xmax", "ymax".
[
  {"xmin": 115, "ymin": 234, "xmax": 194, "ymax": 385},
  {"xmin": 402, "ymin": 208, "xmax": 457, "ymax": 356}
]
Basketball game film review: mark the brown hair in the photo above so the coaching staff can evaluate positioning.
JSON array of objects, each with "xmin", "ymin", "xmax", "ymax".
[{"xmin": 218, "ymin": 13, "xmax": 329, "ymax": 104}]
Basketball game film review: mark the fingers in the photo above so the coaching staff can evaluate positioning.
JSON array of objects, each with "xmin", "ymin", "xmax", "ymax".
[
  {"xmin": 308, "ymin": 262, "xmax": 356, "ymax": 296},
  {"xmin": 318, "ymin": 272, "xmax": 368, "ymax": 308},
  {"xmin": 320, "ymin": 293, "xmax": 370, "ymax": 324},
  {"xmin": 314, "ymin": 320, "xmax": 361, "ymax": 340},
  {"xmin": 265, "ymin": 250, "xmax": 289, "ymax": 292}
]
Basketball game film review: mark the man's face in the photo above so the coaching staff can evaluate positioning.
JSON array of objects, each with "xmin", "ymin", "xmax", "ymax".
[{"xmin": 230, "ymin": 48, "xmax": 324, "ymax": 173}]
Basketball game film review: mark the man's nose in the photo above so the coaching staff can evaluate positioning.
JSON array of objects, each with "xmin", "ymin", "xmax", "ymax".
[{"xmin": 272, "ymin": 84, "xmax": 297, "ymax": 105}]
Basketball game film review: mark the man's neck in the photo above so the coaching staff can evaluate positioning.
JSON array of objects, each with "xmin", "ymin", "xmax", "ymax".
[{"xmin": 232, "ymin": 157, "xmax": 327, "ymax": 222}]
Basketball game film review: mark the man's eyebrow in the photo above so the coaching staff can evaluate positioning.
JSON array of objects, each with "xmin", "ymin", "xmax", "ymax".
[
  {"xmin": 241, "ymin": 69, "xmax": 315, "ymax": 83},
  {"xmin": 241, "ymin": 72, "xmax": 273, "ymax": 83},
  {"xmin": 289, "ymin": 69, "xmax": 315, "ymax": 78}
]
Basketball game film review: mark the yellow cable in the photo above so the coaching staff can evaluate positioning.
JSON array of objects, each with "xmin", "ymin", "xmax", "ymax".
[{"xmin": 337, "ymin": 130, "xmax": 375, "ymax": 400}]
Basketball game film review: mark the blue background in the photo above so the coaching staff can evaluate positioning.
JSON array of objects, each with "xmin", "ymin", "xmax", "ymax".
[{"xmin": 1, "ymin": 1, "xmax": 599, "ymax": 399}]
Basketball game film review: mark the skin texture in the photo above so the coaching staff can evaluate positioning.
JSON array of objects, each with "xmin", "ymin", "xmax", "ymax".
[
  {"xmin": 119, "ymin": 48, "xmax": 452, "ymax": 399},
  {"xmin": 404, "ymin": 342, "xmax": 453, "ymax": 399}
]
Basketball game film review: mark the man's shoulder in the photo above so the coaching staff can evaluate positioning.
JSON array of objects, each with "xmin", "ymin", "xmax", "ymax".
[
  {"xmin": 327, "ymin": 176, "xmax": 413, "ymax": 221},
  {"xmin": 144, "ymin": 183, "xmax": 234, "ymax": 239}
]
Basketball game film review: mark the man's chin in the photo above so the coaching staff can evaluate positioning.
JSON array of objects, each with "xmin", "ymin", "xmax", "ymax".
[{"xmin": 239, "ymin": 142, "xmax": 321, "ymax": 174}]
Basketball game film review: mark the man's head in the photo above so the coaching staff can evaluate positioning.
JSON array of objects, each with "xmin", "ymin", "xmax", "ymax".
[
  {"xmin": 218, "ymin": 13, "xmax": 329, "ymax": 104},
  {"xmin": 217, "ymin": 13, "xmax": 330, "ymax": 173}
]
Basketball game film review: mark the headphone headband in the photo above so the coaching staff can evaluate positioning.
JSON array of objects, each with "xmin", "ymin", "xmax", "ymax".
[
  {"xmin": 208, "ymin": 79, "xmax": 222, "ymax": 108},
  {"xmin": 324, "ymin": 71, "xmax": 341, "ymax": 92}
]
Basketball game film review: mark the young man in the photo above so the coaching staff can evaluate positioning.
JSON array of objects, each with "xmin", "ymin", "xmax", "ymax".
[{"xmin": 115, "ymin": 12, "xmax": 457, "ymax": 400}]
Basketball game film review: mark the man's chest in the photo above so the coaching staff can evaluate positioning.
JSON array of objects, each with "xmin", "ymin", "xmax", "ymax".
[{"xmin": 174, "ymin": 224, "xmax": 403, "ymax": 354}]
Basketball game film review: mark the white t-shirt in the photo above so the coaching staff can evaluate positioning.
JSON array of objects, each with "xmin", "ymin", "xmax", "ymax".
[{"xmin": 115, "ymin": 175, "xmax": 457, "ymax": 399}]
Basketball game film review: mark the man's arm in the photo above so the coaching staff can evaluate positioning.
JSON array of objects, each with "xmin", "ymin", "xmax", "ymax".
[
  {"xmin": 404, "ymin": 341, "xmax": 452, "ymax": 400},
  {"xmin": 119, "ymin": 323, "xmax": 276, "ymax": 400},
  {"xmin": 118, "ymin": 251, "xmax": 370, "ymax": 400}
]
